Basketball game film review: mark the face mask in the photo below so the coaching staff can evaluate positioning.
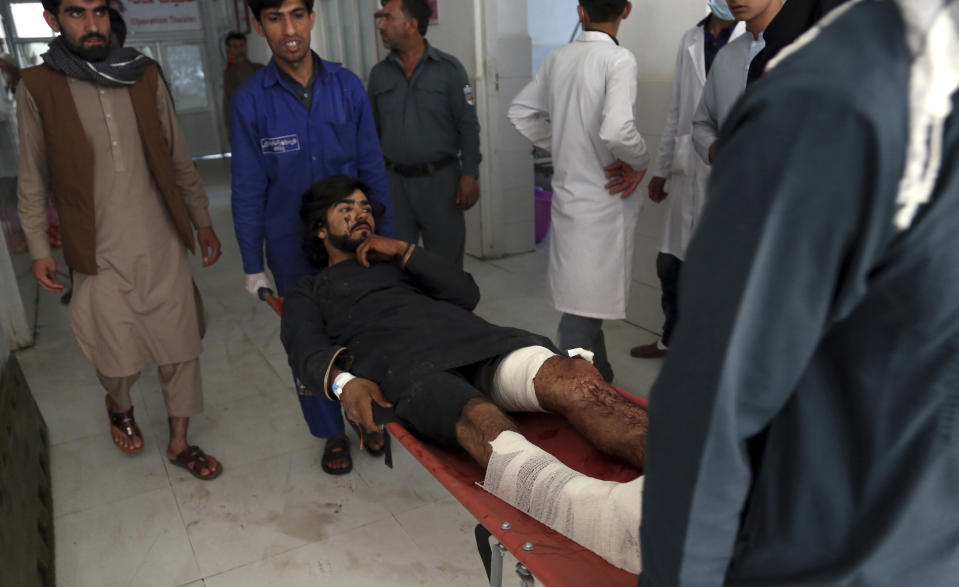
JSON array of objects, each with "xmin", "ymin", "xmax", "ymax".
[{"xmin": 709, "ymin": 0, "xmax": 736, "ymax": 21}]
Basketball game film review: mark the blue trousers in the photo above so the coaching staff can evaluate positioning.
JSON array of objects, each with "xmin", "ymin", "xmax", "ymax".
[{"xmin": 274, "ymin": 268, "xmax": 345, "ymax": 439}]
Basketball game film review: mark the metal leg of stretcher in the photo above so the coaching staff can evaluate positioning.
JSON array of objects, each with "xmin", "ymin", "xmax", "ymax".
[
  {"xmin": 475, "ymin": 524, "xmax": 495, "ymax": 582},
  {"xmin": 515, "ymin": 563, "xmax": 535, "ymax": 587},
  {"xmin": 475, "ymin": 523, "xmax": 508, "ymax": 587},
  {"xmin": 489, "ymin": 543, "xmax": 507, "ymax": 587}
]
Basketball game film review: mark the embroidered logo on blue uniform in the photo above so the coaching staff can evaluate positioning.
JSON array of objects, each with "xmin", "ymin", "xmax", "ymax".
[
  {"xmin": 463, "ymin": 84, "xmax": 475, "ymax": 107},
  {"xmin": 260, "ymin": 135, "xmax": 301, "ymax": 154}
]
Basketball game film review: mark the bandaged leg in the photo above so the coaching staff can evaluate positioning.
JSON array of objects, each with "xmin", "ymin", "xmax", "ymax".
[
  {"xmin": 490, "ymin": 346, "xmax": 595, "ymax": 413},
  {"xmin": 481, "ymin": 430, "xmax": 642, "ymax": 574},
  {"xmin": 491, "ymin": 346, "xmax": 553, "ymax": 412}
]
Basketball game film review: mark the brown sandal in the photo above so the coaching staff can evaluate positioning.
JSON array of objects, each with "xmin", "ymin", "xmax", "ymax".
[
  {"xmin": 106, "ymin": 396, "xmax": 144, "ymax": 453},
  {"xmin": 168, "ymin": 445, "xmax": 223, "ymax": 481}
]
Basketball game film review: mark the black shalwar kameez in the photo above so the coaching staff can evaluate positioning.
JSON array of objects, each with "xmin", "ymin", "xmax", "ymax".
[{"xmin": 281, "ymin": 246, "xmax": 554, "ymax": 445}]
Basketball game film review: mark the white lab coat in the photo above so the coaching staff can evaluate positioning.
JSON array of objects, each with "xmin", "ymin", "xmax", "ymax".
[
  {"xmin": 656, "ymin": 21, "xmax": 745, "ymax": 260},
  {"xmin": 509, "ymin": 32, "xmax": 649, "ymax": 320}
]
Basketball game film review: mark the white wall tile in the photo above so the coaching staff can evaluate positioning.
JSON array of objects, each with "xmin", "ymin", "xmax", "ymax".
[
  {"xmin": 637, "ymin": 81, "xmax": 675, "ymax": 137},
  {"xmin": 496, "ymin": 36, "xmax": 533, "ymax": 78},
  {"xmin": 498, "ymin": 185, "xmax": 536, "ymax": 225},
  {"xmin": 495, "ymin": 148, "xmax": 535, "ymax": 193},
  {"xmin": 621, "ymin": 1, "xmax": 710, "ymax": 80},
  {"xmin": 495, "ymin": 77, "xmax": 536, "ymax": 144},
  {"xmin": 427, "ymin": 1, "xmax": 477, "ymax": 76},
  {"xmin": 526, "ymin": 0, "xmax": 580, "ymax": 45},
  {"xmin": 465, "ymin": 204, "xmax": 483, "ymax": 256},
  {"xmin": 496, "ymin": 0, "xmax": 530, "ymax": 36}
]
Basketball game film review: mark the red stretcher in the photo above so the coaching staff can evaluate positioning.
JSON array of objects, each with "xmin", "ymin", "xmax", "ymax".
[{"xmin": 261, "ymin": 288, "xmax": 645, "ymax": 586}]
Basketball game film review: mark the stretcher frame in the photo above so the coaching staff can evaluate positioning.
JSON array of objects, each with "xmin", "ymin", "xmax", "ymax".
[
  {"xmin": 386, "ymin": 391, "xmax": 645, "ymax": 587},
  {"xmin": 262, "ymin": 289, "xmax": 644, "ymax": 585}
]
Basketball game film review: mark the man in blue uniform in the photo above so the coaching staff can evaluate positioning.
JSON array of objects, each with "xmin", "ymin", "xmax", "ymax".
[{"xmin": 230, "ymin": 0, "xmax": 393, "ymax": 474}]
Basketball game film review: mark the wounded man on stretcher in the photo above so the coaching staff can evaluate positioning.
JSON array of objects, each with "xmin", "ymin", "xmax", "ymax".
[{"xmin": 281, "ymin": 175, "xmax": 647, "ymax": 573}]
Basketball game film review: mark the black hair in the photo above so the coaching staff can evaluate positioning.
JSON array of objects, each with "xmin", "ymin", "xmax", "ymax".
[
  {"xmin": 109, "ymin": 8, "xmax": 126, "ymax": 46},
  {"xmin": 225, "ymin": 32, "xmax": 247, "ymax": 46},
  {"xmin": 382, "ymin": 0, "xmax": 431, "ymax": 37},
  {"xmin": 300, "ymin": 175, "xmax": 383, "ymax": 267},
  {"xmin": 578, "ymin": 0, "xmax": 629, "ymax": 23},
  {"xmin": 42, "ymin": 1, "xmax": 115, "ymax": 18},
  {"xmin": 247, "ymin": 0, "xmax": 315, "ymax": 21}
]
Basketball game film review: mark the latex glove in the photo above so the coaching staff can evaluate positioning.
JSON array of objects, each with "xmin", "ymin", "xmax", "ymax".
[{"xmin": 245, "ymin": 272, "xmax": 272, "ymax": 298}]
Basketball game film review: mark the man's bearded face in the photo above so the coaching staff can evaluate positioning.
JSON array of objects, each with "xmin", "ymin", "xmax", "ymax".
[
  {"xmin": 52, "ymin": 0, "xmax": 112, "ymax": 62},
  {"xmin": 63, "ymin": 28, "xmax": 111, "ymax": 61},
  {"xmin": 326, "ymin": 231, "xmax": 367, "ymax": 253},
  {"xmin": 322, "ymin": 190, "xmax": 375, "ymax": 254}
]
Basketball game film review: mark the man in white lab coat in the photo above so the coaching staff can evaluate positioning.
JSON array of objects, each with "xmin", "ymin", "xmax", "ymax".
[
  {"xmin": 509, "ymin": 0, "xmax": 649, "ymax": 382},
  {"xmin": 692, "ymin": 0, "xmax": 783, "ymax": 164},
  {"xmin": 631, "ymin": 3, "xmax": 743, "ymax": 359}
]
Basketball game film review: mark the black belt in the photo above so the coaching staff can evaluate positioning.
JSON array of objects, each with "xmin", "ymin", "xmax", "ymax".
[{"xmin": 384, "ymin": 156, "xmax": 458, "ymax": 177}]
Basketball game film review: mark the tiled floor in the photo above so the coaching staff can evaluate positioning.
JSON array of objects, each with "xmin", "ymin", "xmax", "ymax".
[{"xmin": 13, "ymin": 160, "xmax": 662, "ymax": 586}]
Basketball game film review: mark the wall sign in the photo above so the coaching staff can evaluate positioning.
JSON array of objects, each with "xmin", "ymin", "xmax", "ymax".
[{"xmin": 121, "ymin": 0, "xmax": 202, "ymax": 33}]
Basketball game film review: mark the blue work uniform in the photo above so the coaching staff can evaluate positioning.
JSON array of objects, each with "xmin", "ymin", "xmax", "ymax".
[
  {"xmin": 230, "ymin": 53, "xmax": 393, "ymax": 439},
  {"xmin": 230, "ymin": 53, "xmax": 393, "ymax": 293}
]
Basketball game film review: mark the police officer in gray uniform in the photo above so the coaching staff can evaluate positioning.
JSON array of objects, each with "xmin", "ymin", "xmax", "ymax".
[{"xmin": 368, "ymin": 0, "xmax": 481, "ymax": 267}]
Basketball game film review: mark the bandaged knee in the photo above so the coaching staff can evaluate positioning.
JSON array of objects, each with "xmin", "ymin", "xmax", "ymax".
[
  {"xmin": 491, "ymin": 346, "xmax": 595, "ymax": 413},
  {"xmin": 481, "ymin": 430, "xmax": 642, "ymax": 574},
  {"xmin": 491, "ymin": 346, "xmax": 553, "ymax": 412}
]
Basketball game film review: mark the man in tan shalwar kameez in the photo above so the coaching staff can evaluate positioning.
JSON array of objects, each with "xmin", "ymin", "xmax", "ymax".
[{"xmin": 16, "ymin": 0, "xmax": 223, "ymax": 480}]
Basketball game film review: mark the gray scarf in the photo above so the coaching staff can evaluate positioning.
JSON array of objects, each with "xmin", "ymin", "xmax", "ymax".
[{"xmin": 41, "ymin": 36, "xmax": 153, "ymax": 87}]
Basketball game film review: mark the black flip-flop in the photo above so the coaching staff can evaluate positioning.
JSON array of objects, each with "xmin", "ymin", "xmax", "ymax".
[{"xmin": 321, "ymin": 434, "xmax": 353, "ymax": 475}]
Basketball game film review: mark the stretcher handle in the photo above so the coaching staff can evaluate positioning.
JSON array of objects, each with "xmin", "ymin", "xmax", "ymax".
[{"xmin": 258, "ymin": 287, "xmax": 284, "ymax": 316}]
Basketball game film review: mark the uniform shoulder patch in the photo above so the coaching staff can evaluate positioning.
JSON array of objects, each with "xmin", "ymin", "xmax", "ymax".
[{"xmin": 463, "ymin": 83, "xmax": 475, "ymax": 107}]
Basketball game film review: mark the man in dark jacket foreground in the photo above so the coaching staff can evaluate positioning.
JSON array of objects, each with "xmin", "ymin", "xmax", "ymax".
[
  {"xmin": 281, "ymin": 175, "xmax": 648, "ymax": 573},
  {"xmin": 639, "ymin": 1, "xmax": 959, "ymax": 584}
]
